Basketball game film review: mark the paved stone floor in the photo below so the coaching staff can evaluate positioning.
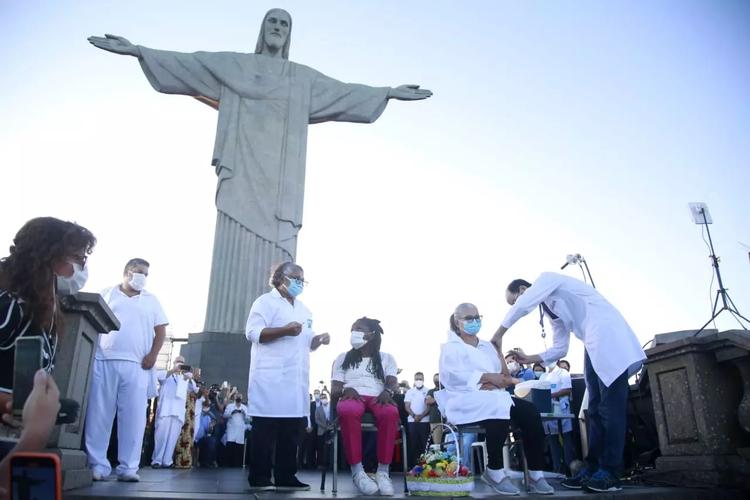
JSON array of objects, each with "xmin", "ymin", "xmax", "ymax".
[{"xmin": 65, "ymin": 468, "xmax": 744, "ymax": 500}]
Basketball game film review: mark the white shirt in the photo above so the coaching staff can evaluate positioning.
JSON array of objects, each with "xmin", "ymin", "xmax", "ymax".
[
  {"xmin": 501, "ymin": 272, "xmax": 646, "ymax": 387},
  {"xmin": 245, "ymin": 287, "xmax": 315, "ymax": 418},
  {"xmin": 434, "ymin": 332, "xmax": 513, "ymax": 425},
  {"xmin": 97, "ymin": 285, "xmax": 169, "ymax": 362},
  {"xmin": 155, "ymin": 370, "xmax": 198, "ymax": 421},
  {"xmin": 404, "ymin": 386, "xmax": 429, "ymax": 422},
  {"xmin": 543, "ymin": 367, "xmax": 573, "ymax": 434},
  {"xmin": 223, "ymin": 402, "xmax": 249, "ymax": 444},
  {"xmin": 331, "ymin": 352, "xmax": 398, "ymax": 397}
]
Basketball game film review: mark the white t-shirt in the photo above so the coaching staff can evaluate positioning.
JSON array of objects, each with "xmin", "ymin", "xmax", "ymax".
[
  {"xmin": 97, "ymin": 286, "xmax": 169, "ymax": 362},
  {"xmin": 543, "ymin": 367, "xmax": 573, "ymax": 434},
  {"xmin": 331, "ymin": 352, "xmax": 398, "ymax": 397},
  {"xmin": 405, "ymin": 386, "xmax": 429, "ymax": 422}
]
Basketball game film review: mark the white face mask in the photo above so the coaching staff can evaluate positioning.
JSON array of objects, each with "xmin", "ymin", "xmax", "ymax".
[
  {"xmin": 129, "ymin": 272, "xmax": 147, "ymax": 291},
  {"xmin": 414, "ymin": 380, "xmax": 424, "ymax": 389},
  {"xmin": 350, "ymin": 330, "xmax": 367, "ymax": 349},
  {"xmin": 507, "ymin": 361, "xmax": 520, "ymax": 374},
  {"xmin": 321, "ymin": 400, "xmax": 329, "ymax": 406},
  {"xmin": 57, "ymin": 262, "xmax": 89, "ymax": 295}
]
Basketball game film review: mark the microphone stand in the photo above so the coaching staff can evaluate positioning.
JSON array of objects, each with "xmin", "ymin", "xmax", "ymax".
[
  {"xmin": 694, "ymin": 208, "xmax": 749, "ymax": 336},
  {"xmin": 580, "ymin": 258, "xmax": 596, "ymax": 289}
]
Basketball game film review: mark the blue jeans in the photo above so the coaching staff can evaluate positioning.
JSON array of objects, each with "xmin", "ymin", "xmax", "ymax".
[
  {"xmin": 584, "ymin": 352, "xmax": 629, "ymax": 474},
  {"xmin": 445, "ymin": 432, "xmax": 476, "ymax": 470}
]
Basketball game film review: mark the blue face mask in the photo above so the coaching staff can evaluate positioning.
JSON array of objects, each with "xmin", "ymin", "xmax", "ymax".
[
  {"xmin": 286, "ymin": 278, "xmax": 304, "ymax": 297},
  {"xmin": 463, "ymin": 319, "xmax": 481, "ymax": 335}
]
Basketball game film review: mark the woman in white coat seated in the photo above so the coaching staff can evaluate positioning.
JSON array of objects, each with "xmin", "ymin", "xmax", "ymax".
[{"xmin": 437, "ymin": 303, "xmax": 554, "ymax": 496}]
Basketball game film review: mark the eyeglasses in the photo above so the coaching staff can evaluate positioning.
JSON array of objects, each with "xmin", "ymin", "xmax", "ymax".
[
  {"xmin": 69, "ymin": 254, "xmax": 87, "ymax": 267},
  {"xmin": 285, "ymin": 275, "xmax": 309, "ymax": 286},
  {"xmin": 461, "ymin": 315, "xmax": 483, "ymax": 321}
]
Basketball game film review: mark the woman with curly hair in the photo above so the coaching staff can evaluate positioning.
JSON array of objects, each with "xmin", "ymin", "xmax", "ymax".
[
  {"xmin": 330, "ymin": 317, "xmax": 400, "ymax": 496},
  {"xmin": 0, "ymin": 217, "xmax": 96, "ymax": 406}
]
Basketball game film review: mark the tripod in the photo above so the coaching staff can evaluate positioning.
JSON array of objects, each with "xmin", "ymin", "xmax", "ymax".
[{"xmin": 694, "ymin": 208, "xmax": 749, "ymax": 336}]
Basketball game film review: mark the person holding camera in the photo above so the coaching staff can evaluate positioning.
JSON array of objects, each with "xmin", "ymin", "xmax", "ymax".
[
  {"xmin": 84, "ymin": 258, "xmax": 169, "ymax": 482},
  {"xmin": 151, "ymin": 356, "xmax": 198, "ymax": 468},
  {"xmin": 244, "ymin": 261, "xmax": 330, "ymax": 491},
  {"xmin": 223, "ymin": 392, "xmax": 248, "ymax": 467},
  {"xmin": 0, "ymin": 370, "xmax": 62, "ymax": 496},
  {"xmin": 195, "ymin": 399, "xmax": 220, "ymax": 468}
]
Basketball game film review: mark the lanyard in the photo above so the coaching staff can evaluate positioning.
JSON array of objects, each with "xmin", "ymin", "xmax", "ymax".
[{"xmin": 538, "ymin": 304, "xmax": 548, "ymax": 350}]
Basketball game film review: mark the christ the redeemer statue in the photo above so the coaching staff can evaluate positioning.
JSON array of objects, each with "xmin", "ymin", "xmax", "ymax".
[{"xmin": 89, "ymin": 8, "xmax": 432, "ymax": 334}]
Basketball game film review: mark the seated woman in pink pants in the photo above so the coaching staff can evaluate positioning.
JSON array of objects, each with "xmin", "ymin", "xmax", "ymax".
[{"xmin": 331, "ymin": 317, "xmax": 400, "ymax": 496}]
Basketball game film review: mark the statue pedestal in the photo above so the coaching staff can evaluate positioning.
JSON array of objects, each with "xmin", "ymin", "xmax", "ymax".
[
  {"xmin": 180, "ymin": 331, "xmax": 251, "ymax": 395},
  {"xmin": 48, "ymin": 292, "xmax": 119, "ymax": 490},
  {"xmin": 644, "ymin": 330, "xmax": 750, "ymax": 488}
]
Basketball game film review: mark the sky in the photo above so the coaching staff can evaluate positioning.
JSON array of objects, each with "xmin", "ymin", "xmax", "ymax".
[{"xmin": 1, "ymin": 0, "xmax": 749, "ymax": 389}]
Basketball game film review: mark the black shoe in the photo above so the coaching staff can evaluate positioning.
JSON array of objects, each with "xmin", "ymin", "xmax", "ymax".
[
  {"xmin": 150, "ymin": 463, "xmax": 161, "ymax": 469},
  {"xmin": 561, "ymin": 466, "xmax": 594, "ymax": 490},
  {"xmin": 248, "ymin": 479, "xmax": 276, "ymax": 491},
  {"xmin": 583, "ymin": 469, "xmax": 622, "ymax": 493},
  {"xmin": 274, "ymin": 477, "xmax": 311, "ymax": 491}
]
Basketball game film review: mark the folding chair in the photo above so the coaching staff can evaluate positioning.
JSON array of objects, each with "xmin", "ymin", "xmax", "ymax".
[{"xmin": 320, "ymin": 412, "xmax": 409, "ymax": 495}]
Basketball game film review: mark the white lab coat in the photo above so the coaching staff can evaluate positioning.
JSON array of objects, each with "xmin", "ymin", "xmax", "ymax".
[
  {"xmin": 245, "ymin": 287, "xmax": 315, "ymax": 418},
  {"xmin": 434, "ymin": 331, "xmax": 513, "ymax": 425},
  {"xmin": 224, "ymin": 403, "xmax": 249, "ymax": 445},
  {"xmin": 501, "ymin": 272, "xmax": 646, "ymax": 387}
]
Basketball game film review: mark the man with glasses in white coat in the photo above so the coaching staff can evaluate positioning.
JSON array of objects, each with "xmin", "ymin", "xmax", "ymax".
[
  {"xmin": 244, "ymin": 261, "xmax": 330, "ymax": 491},
  {"xmin": 493, "ymin": 273, "xmax": 645, "ymax": 493}
]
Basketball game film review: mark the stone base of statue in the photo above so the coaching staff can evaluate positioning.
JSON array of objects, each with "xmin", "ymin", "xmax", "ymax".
[
  {"xmin": 49, "ymin": 292, "xmax": 119, "ymax": 490},
  {"xmin": 180, "ymin": 331, "xmax": 251, "ymax": 395},
  {"xmin": 644, "ymin": 329, "xmax": 750, "ymax": 489}
]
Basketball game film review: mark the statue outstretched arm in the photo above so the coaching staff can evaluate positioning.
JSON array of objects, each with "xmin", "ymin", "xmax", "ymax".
[
  {"xmin": 88, "ymin": 34, "xmax": 141, "ymax": 58},
  {"xmin": 388, "ymin": 84, "xmax": 433, "ymax": 101}
]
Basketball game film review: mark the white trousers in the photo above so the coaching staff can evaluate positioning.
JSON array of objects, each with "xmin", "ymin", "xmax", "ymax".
[
  {"xmin": 84, "ymin": 359, "xmax": 148, "ymax": 476},
  {"xmin": 152, "ymin": 416, "xmax": 183, "ymax": 466}
]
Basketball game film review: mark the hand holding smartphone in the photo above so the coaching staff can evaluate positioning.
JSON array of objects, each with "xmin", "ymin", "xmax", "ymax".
[{"xmin": 12, "ymin": 337, "xmax": 44, "ymax": 419}]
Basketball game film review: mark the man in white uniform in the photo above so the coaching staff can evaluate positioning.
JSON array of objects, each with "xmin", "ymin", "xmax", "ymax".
[
  {"xmin": 543, "ymin": 361, "xmax": 577, "ymax": 474},
  {"xmin": 85, "ymin": 258, "xmax": 168, "ymax": 482},
  {"xmin": 493, "ymin": 272, "xmax": 645, "ymax": 493},
  {"xmin": 223, "ymin": 395, "xmax": 249, "ymax": 467},
  {"xmin": 151, "ymin": 356, "xmax": 198, "ymax": 468},
  {"xmin": 245, "ymin": 262, "xmax": 330, "ymax": 491},
  {"xmin": 404, "ymin": 372, "xmax": 430, "ymax": 467}
]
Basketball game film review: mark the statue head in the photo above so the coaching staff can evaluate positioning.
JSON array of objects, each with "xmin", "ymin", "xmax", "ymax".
[{"xmin": 255, "ymin": 8, "xmax": 292, "ymax": 59}]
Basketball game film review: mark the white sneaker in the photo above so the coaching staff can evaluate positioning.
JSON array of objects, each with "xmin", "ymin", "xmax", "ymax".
[
  {"xmin": 528, "ymin": 476, "xmax": 555, "ymax": 495},
  {"xmin": 352, "ymin": 470, "xmax": 379, "ymax": 495},
  {"xmin": 481, "ymin": 470, "xmax": 520, "ymax": 496},
  {"xmin": 91, "ymin": 471, "xmax": 109, "ymax": 481},
  {"xmin": 374, "ymin": 472, "xmax": 394, "ymax": 496},
  {"xmin": 117, "ymin": 473, "xmax": 140, "ymax": 482}
]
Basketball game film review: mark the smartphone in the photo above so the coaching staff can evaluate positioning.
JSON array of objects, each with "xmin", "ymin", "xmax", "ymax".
[
  {"xmin": 179, "ymin": 364, "xmax": 192, "ymax": 373},
  {"xmin": 9, "ymin": 452, "xmax": 62, "ymax": 500},
  {"xmin": 13, "ymin": 336, "xmax": 44, "ymax": 418}
]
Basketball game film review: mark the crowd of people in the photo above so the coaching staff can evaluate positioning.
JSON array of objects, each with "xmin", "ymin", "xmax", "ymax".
[{"xmin": 0, "ymin": 216, "xmax": 646, "ymax": 497}]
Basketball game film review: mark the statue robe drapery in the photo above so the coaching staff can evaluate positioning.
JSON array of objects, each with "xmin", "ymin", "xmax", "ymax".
[{"xmin": 138, "ymin": 48, "xmax": 390, "ymax": 333}]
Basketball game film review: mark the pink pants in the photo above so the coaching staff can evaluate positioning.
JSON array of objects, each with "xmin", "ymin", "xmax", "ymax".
[{"xmin": 337, "ymin": 396, "xmax": 400, "ymax": 465}]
